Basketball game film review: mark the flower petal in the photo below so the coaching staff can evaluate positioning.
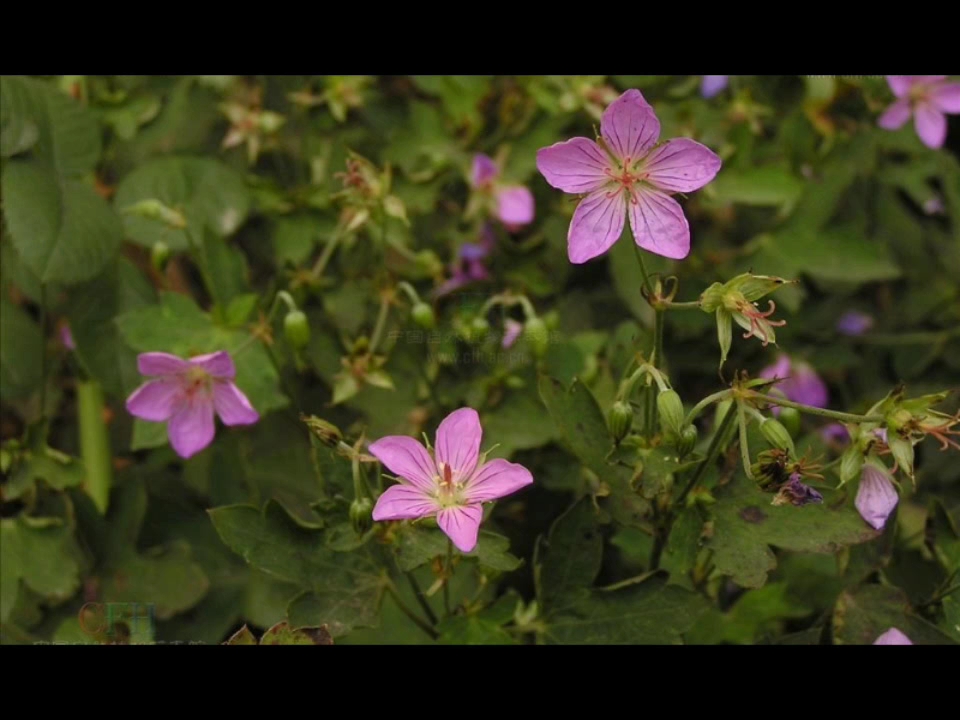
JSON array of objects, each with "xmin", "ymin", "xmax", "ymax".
[
  {"xmin": 914, "ymin": 104, "xmax": 947, "ymax": 148},
  {"xmin": 437, "ymin": 504, "xmax": 483, "ymax": 553},
  {"xmin": 877, "ymin": 99, "xmax": 911, "ymax": 130},
  {"xmin": 472, "ymin": 154, "xmax": 498, "ymax": 187},
  {"xmin": 628, "ymin": 188, "xmax": 690, "ymax": 260},
  {"xmin": 759, "ymin": 354, "xmax": 792, "ymax": 382},
  {"xmin": 371, "ymin": 484, "xmax": 439, "ymax": 521},
  {"xmin": 836, "ymin": 310, "xmax": 874, "ymax": 336},
  {"xmin": 855, "ymin": 465, "xmax": 899, "ymax": 530},
  {"xmin": 167, "ymin": 396, "xmax": 216, "ymax": 459},
  {"xmin": 873, "ymin": 628, "xmax": 913, "ymax": 645},
  {"xmin": 496, "ymin": 186, "xmax": 535, "ymax": 226},
  {"xmin": 368, "ymin": 436, "xmax": 437, "ymax": 491},
  {"xmin": 190, "ymin": 351, "xmax": 236, "ymax": 379},
  {"xmin": 126, "ymin": 379, "xmax": 182, "ymax": 422},
  {"xmin": 642, "ymin": 138, "xmax": 722, "ymax": 193},
  {"xmin": 435, "ymin": 407, "xmax": 482, "ymax": 477},
  {"xmin": 929, "ymin": 82, "xmax": 960, "ymax": 113},
  {"xmin": 502, "ymin": 319, "xmax": 523, "ymax": 349},
  {"xmin": 567, "ymin": 188, "xmax": 626, "ymax": 264},
  {"xmin": 536, "ymin": 137, "xmax": 612, "ymax": 194},
  {"xmin": 213, "ymin": 381, "xmax": 259, "ymax": 426},
  {"xmin": 464, "ymin": 458, "xmax": 533, "ymax": 503},
  {"xmin": 784, "ymin": 361, "xmax": 829, "ymax": 408},
  {"xmin": 137, "ymin": 352, "xmax": 189, "ymax": 376},
  {"xmin": 600, "ymin": 89, "xmax": 660, "ymax": 161},
  {"xmin": 885, "ymin": 76, "xmax": 942, "ymax": 98},
  {"xmin": 700, "ymin": 75, "xmax": 729, "ymax": 98}
]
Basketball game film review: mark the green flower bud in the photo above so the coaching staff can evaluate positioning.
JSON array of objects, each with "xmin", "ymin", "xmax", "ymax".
[
  {"xmin": 676, "ymin": 425, "xmax": 698, "ymax": 458},
  {"xmin": 887, "ymin": 434, "xmax": 914, "ymax": 480},
  {"xmin": 839, "ymin": 445, "xmax": 863, "ymax": 486},
  {"xmin": 778, "ymin": 407, "xmax": 801, "ymax": 437},
  {"xmin": 284, "ymin": 310, "xmax": 311, "ymax": 349},
  {"xmin": 524, "ymin": 317, "xmax": 549, "ymax": 358},
  {"xmin": 301, "ymin": 415, "xmax": 343, "ymax": 448},
  {"xmin": 350, "ymin": 497, "xmax": 374, "ymax": 535},
  {"xmin": 608, "ymin": 401, "xmax": 634, "ymax": 443},
  {"xmin": 656, "ymin": 390, "xmax": 685, "ymax": 438},
  {"xmin": 257, "ymin": 111, "xmax": 286, "ymax": 134},
  {"xmin": 151, "ymin": 241, "xmax": 171, "ymax": 274},
  {"xmin": 760, "ymin": 418, "xmax": 796, "ymax": 455},
  {"xmin": 471, "ymin": 316, "xmax": 490, "ymax": 338},
  {"xmin": 411, "ymin": 302, "xmax": 436, "ymax": 330}
]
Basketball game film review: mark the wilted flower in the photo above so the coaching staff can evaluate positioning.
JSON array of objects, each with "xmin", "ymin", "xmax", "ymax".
[
  {"xmin": 470, "ymin": 154, "xmax": 535, "ymax": 230},
  {"xmin": 126, "ymin": 351, "xmax": 259, "ymax": 459},
  {"xmin": 701, "ymin": 75, "xmax": 729, "ymax": 98},
  {"xmin": 878, "ymin": 76, "xmax": 960, "ymax": 149},
  {"xmin": 370, "ymin": 408, "xmax": 533, "ymax": 552},
  {"xmin": 855, "ymin": 463, "xmax": 899, "ymax": 530},
  {"xmin": 873, "ymin": 628, "xmax": 913, "ymax": 645},
  {"xmin": 536, "ymin": 89, "xmax": 721, "ymax": 263},
  {"xmin": 836, "ymin": 310, "xmax": 875, "ymax": 337},
  {"xmin": 771, "ymin": 472, "xmax": 823, "ymax": 507},
  {"xmin": 759, "ymin": 354, "xmax": 828, "ymax": 412}
]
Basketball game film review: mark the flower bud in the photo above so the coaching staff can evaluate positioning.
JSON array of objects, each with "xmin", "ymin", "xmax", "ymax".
[
  {"xmin": 524, "ymin": 317, "xmax": 549, "ymax": 358},
  {"xmin": 411, "ymin": 302, "xmax": 436, "ymax": 330},
  {"xmin": 283, "ymin": 310, "xmax": 311, "ymax": 349},
  {"xmin": 470, "ymin": 316, "xmax": 490, "ymax": 339},
  {"xmin": 151, "ymin": 241, "xmax": 171, "ymax": 274},
  {"xmin": 301, "ymin": 415, "xmax": 343, "ymax": 448},
  {"xmin": 350, "ymin": 497, "xmax": 373, "ymax": 535},
  {"xmin": 257, "ymin": 111, "xmax": 286, "ymax": 134},
  {"xmin": 123, "ymin": 198, "xmax": 187, "ymax": 229},
  {"xmin": 608, "ymin": 401, "xmax": 633, "ymax": 443},
  {"xmin": 656, "ymin": 390, "xmax": 685, "ymax": 438},
  {"xmin": 839, "ymin": 445, "xmax": 863, "ymax": 486},
  {"xmin": 760, "ymin": 418, "xmax": 796, "ymax": 455},
  {"xmin": 778, "ymin": 406, "xmax": 801, "ymax": 437},
  {"xmin": 676, "ymin": 425, "xmax": 698, "ymax": 458}
]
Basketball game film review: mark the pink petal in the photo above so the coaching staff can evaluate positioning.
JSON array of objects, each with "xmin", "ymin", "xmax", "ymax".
[
  {"xmin": 502, "ymin": 319, "xmax": 523, "ymax": 349},
  {"xmin": 628, "ymin": 188, "xmax": 690, "ymax": 260},
  {"xmin": 126, "ymin": 378, "xmax": 182, "ymax": 422},
  {"xmin": 371, "ymin": 484, "xmax": 439, "ymax": 521},
  {"xmin": 855, "ymin": 465, "xmax": 899, "ymax": 530},
  {"xmin": 434, "ymin": 407, "xmax": 482, "ymax": 477},
  {"xmin": 536, "ymin": 137, "xmax": 613, "ymax": 194},
  {"xmin": 642, "ymin": 138, "xmax": 722, "ymax": 193},
  {"xmin": 567, "ymin": 188, "xmax": 626, "ymax": 264},
  {"xmin": 137, "ymin": 352, "xmax": 189, "ymax": 376},
  {"xmin": 190, "ymin": 351, "xmax": 236, "ymax": 379},
  {"xmin": 929, "ymin": 82, "xmax": 960, "ymax": 113},
  {"xmin": 368, "ymin": 436, "xmax": 437, "ymax": 491},
  {"xmin": 437, "ymin": 504, "xmax": 483, "ymax": 552},
  {"xmin": 167, "ymin": 395, "xmax": 216, "ymax": 459},
  {"xmin": 877, "ymin": 99, "xmax": 911, "ymax": 130},
  {"xmin": 600, "ymin": 89, "xmax": 660, "ymax": 162},
  {"xmin": 212, "ymin": 381, "xmax": 259, "ymax": 426},
  {"xmin": 885, "ymin": 76, "xmax": 939, "ymax": 98},
  {"xmin": 700, "ymin": 75, "xmax": 729, "ymax": 98},
  {"xmin": 472, "ymin": 154, "xmax": 498, "ymax": 187},
  {"xmin": 873, "ymin": 628, "xmax": 913, "ymax": 645},
  {"xmin": 914, "ymin": 104, "xmax": 947, "ymax": 148},
  {"xmin": 496, "ymin": 185, "xmax": 534, "ymax": 226},
  {"xmin": 759, "ymin": 354, "xmax": 792, "ymax": 381},
  {"xmin": 464, "ymin": 458, "xmax": 533, "ymax": 503}
]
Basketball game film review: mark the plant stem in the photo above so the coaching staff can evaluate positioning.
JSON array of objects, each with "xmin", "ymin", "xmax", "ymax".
[
  {"xmin": 632, "ymin": 243, "xmax": 655, "ymax": 297},
  {"xmin": 662, "ymin": 300, "xmax": 702, "ymax": 310},
  {"xmin": 404, "ymin": 571, "xmax": 439, "ymax": 626},
  {"xmin": 39, "ymin": 283, "xmax": 48, "ymax": 420},
  {"xmin": 385, "ymin": 582, "xmax": 438, "ymax": 640},
  {"xmin": 750, "ymin": 393, "xmax": 886, "ymax": 424},
  {"xmin": 443, "ymin": 539, "xmax": 453, "ymax": 618},
  {"xmin": 310, "ymin": 231, "xmax": 342, "ymax": 280},
  {"xmin": 369, "ymin": 293, "xmax": 391, "ymax": 355},
  {"xmin": 683, "ymin": 389, "xmax": 733, "ymax": 427},
  {"xmin": 737, "ymin": 401, "xmax": 754, "ymax": 480},
  {"xmin": 676, "ymin": 401, "xmax": 739, "ymax": 508}
]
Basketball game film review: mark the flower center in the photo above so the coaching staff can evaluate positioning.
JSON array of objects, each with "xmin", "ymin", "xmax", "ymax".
[
  {"xmin": 434, "ymin": 461, "xmax": 465, "ymax": 507},
  {"xmin": 603, "ymin": 156, "xmax": 648, "ymax": 198},
  {"xmin": 183, "ymin": 366, "xmax": 212, "ymax": 399}
]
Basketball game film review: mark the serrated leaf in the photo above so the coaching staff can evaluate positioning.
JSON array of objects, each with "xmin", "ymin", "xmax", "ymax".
[
  {"xmin": 537, "ymin": 498, "xmax": 602, "ymax": 607},
  {"xmin": 832, "ymin": 584, "xmax": 957, "ymax": 645}
]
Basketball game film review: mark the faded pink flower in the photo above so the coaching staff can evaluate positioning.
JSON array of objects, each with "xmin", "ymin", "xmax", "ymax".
[
  {"xmin": 471, "ymin": 154, "xmax": 535, "ymax": 230},
  {"xmin": 878, "ymin": 76, "xmax": 960, "ymax": 149},
  {"xmin": 536, "ymin": 89, "xmax": 721, "ymax": 264},
  {"xmin": 126, "ymin": 351, "xmax": 259, "ymax": 459},
  {"xmin": 855, "ymin": 464, "xmax": 899, "ymax": 530},
  {"xmin": 502, "ymin": 319, "xmax": 524, "ymax": 349},
  {"xmin": 873, "ymin": 628, "xmax": 913, "ymax": 645},
  {"xmin": 370, "ymin": 407, "xmax": 533, "ymax": 552}
]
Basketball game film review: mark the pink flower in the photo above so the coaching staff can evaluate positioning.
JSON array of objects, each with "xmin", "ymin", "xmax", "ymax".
[
  {"xmin": 434, "ymin": 225, "xmax": 495, "ymax": 298},
  {"xmin": 60, "ymin": 323, "xmax": 76, "ymax": 351},
  {"xmin": 502, "ymin": 319, "xmax": 524, "ymax": 349},
  {"xmin": 701, "ymin": 75, "xmax": 729, "ymax": 98},
  {"xmin": 877, "ymin": 76, "xmax": 960, "ymax": 149},
  {"xmin": 370, "ymin": 407, "xmax": 533, "ymax": 552},
  {"xmin": 855, "ymin": 464, "xmax": 899, "ymax": 530},
  {"xmin": 126, "ymin": 351, "xmax": 259, "ymax": 459},
  {"xmin": 873, "ymin": 628, "xmax": 913, "ymax": 645},
  {"xmin": 759, "ymin": 354, "xmax": 829, "ymax": 413},
  {"xmin": 471, "ymin": 154, "xmax": 535, "ymax": 230},
  {"xmin": 536, "ymin": 89, "xmax": 721, "ymax": 264}
]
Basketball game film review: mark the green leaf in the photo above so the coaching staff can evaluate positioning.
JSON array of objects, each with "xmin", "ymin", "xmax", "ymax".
[
  {"xmin": 224, "ymin": 625, "xmax": 257, "ymax": 645},
  {"xmin": 925, "ymin": 501, "xmax": 960, "ymax": 573},
  {"xmin": 710, "ymin": 166, "xmax": 804, "ymax": 209},
  {"xmin": 0, "ymin": 520, "xmax": 23, "ymax": 622},
  {"xmin": 394, "ymin": 525, "xmax": 520, "ymax": 573},
  {"xmin": 832, "ymin": 584, "xmax": 957, "ymax": 645},
  {"xmin": 0, "ymin": 299, "xmax": 43, "ymax": 399},
  {"xmin": 15, "ymin": 517, "xmax": 82, "ymax": 602},
  {"xmin": 773, "ymin": 228, "xmax": 901, "ymax": 284},
  {"xmin": 537, "ymin": 498, "xmax": 603, "ymax": 607},
  {"xmin": 686, "ymin": 582, "xmax": 811, "ymax": 644},
  {"xmin": 224, "ymin": 621, "xmax": 335, "ymax": 645},
  {"xmin": 538, "ymin": 375, "xmax": 614, "ymax": 477},
  {"xmin": 707, "ymin": 472, "xmax": 879, "ymax": 588}
]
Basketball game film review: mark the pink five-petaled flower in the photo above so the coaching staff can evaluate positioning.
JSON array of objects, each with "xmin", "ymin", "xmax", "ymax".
[
  {"xmin": 873, "ymin": 628, "xmax": 913, "ymax": 645},
  {"xmin": 471, "ymin": 154, "xmax": 535, "ymax": 230},
  {"xmin": 855, "ymin": 464, "xmax": 900, "ymax": 531},
  {"xmin": 126, "ymin": 351, "xmax": 259, "ymax": 459},
  {"xmin": 369, "ymin": 407, "xmax": 533, "ymax": 553},
  {"xmin": 536, "ymin": 89, "xmax": 721, "ymax": 264},
  {"xmin": 877, "ymin": 76, "xmax": 960, "ymax": 149}
]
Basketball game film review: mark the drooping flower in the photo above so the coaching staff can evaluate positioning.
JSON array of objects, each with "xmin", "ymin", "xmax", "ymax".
[
  {"xmin": 370, "ymin": 407, "xmax": 533, "ymax": 552},
  {"xmin": 855, "ymin": 463, "xmax": 899, "ymax": 530},
  {"xmin": 836, "ymin": 310, "xmax": 875, "ymax": 337},
  {"xmin": 470, "ymin": 154, "xmax": 535, "ymax": 230},
  {"xmin": 701, "ymin": 75, "xmax": 729, "ymax": 98},
  {"xmin": 873, "ymin": 628, "xmax": 913, "ymax": 645},
  {"xmin": 126, "ymin": 351, "xmax": 259, "ymax": 459},
  {"xmin": 536, "ymin": 89, "xmax": 721, "ymax": 264},
  {"xmin": 877, "ymin": 76, "xmax": 960, "ymax": 149},
  {"xmin": 759, "ymin": 354, "xmax": 829, "ymax": 412},
  {"xmin": 434, "ymin": 225, "xmax": 496, "ymax": 297}
]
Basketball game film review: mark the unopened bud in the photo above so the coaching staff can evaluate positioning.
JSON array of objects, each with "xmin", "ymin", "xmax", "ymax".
[
  {"xmin": 778, "ymin": 407, "xmax": 801, "ymax": 437},
  {"xmin": 301, "ymin": 415, "xmax": 343, "ymax": 448},
  {"xmin": 151, "ymin": 241, "xmax": 171, "ymax": 273},
  {"xmin": 412, "ymin": 302, "xmax": 436, "ymax": 330},
  {"xmin": 676, "ymin": 425, "xmax": 698, "ymax": 458},
  {"xmin": 656, "ymin": 390, "xmax": 685, "ymax": 438},
  {"xmin": 284, "ymin": 310, "xmax": 311, "ymax": 349},
  {"xmin": 257, "ymin": 111, "xmax": 286, "ymax": 134},
  {"xmin": 760, "ymin": 418, "xmax": 795, "ymax": 455},
  {"xmin": 608, "ymin": 401, "xmax": 633, "ymax": 443},
  {"xmin": 524, "ymin": 317, "xmax": 549, "ymax": 358},
  {"xmin": 350, "ymin": 497, "xmax": 373, "ymax": 535}
]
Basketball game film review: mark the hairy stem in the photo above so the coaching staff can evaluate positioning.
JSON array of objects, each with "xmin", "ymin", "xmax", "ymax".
[
  {"xmin": 750, "ymin": 393, "xmax": 885, "ymax": 424},
  {"xmin": 385, "ymin": 582, "xmax": 439, "ymax": 640}
]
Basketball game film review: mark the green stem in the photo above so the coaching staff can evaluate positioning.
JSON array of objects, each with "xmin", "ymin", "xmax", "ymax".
[
  {"xmin": 683, "ymin": 389, "xmax": 733, "ymax": 427},
  {"xmin": 369, "ymin": 294, "xmax": 392, "ymax": 355},
  {"xmin": 737, "ymin": 401, "xmax": 754, "ymax": 480},
  {"xmin": 632, "ymin": 243, "xmax": 654, "ymax": 297},
  {"xmin": 662, "ymin": 300, "xmax": 702, "ymax": 310},
  {"xmin": 443, "ymin": 539, "xmax": 453, "ymax": 619},
  {"xmin": 385, "ymin": 582, "xmax": 439, "ymax": 641},
  {"xmin": 676, "ymin": 401, "xmax": 739, "ymax": 508},
  {"xmin": 750, "ymin": 393, "xmax": 885, "ymax": 424},
  {"xmin": 403, "ymin": 571, "xmax": 439, "ymax": 626},
  {"xmin": 76, "ymin": 381, "xmax": 113, "ymax": 514},
  {"xmin": 310, "ymin": 231, "xmax": 342, "ymax": 280},
  {"xmin": 183, "ymin": 227, "xmax": 221, "ymax": 314},
  {"xmin": 39, "ymin": 284, "xmax": 48, "ymax": 420}
]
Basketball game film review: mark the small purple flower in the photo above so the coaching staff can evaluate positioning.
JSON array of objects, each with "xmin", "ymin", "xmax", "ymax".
[
  {"xmin": 836, "ymin": 310, "xmax": 875, "ymax": 337},
  {"xmin": 701, "ymin": 75, "xmax": 729, "ymax": 98},
  {"xmin": 536, "ymin": 89, "xmax": 721, "ymax": 264},
  {"xmin": 855, "ymin": 464, "xmax": 899, "ymax": 530},
  {"xmin": 470, "ymin": 154, "xmax": 535, "ymax": 230},
  {"xmin": 759, "ymin": 355, "xmax": 829, "ymax": 414},
  {"xmin": 772, "ymin": 472, "xmax": 824, "ymax": 507},
  {"xmin": 873, "ymin": 628, "xmax": 913, "ymax": 645},
  {"xmin": 60, "ymin": 323, "xmax": 76, "ymax": 351},
  {"xmin": 878, "ymin": 76, "xmax": 960, "ymax": 149},
  {"xmin": 434, "ymin": 227, "xmax": 495, "ymax": 298},
  {"xmin": 126, "ymin": 351, "xmax": 259, "ymax": 459},
  {"xmin": 370, "ymin": 407, "xmax": 534, "ymax": 552},
  {"xmin": 502, "ymin": 319, "xmax": 524, "ymax": 349},
  {"xmin": 820, "ymin": 422, "xmax": 850, "ymax": 445}
]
